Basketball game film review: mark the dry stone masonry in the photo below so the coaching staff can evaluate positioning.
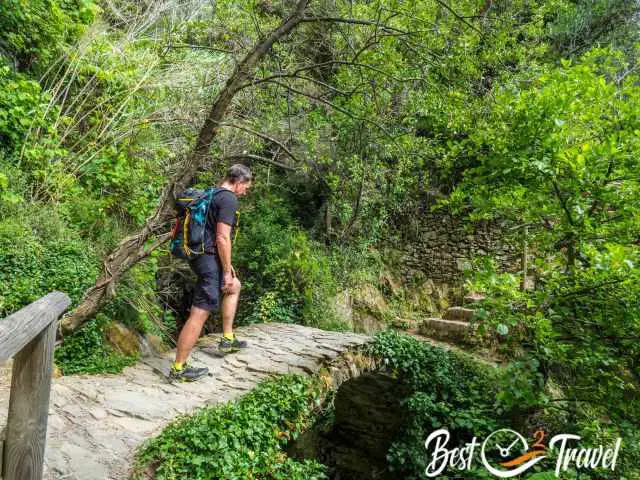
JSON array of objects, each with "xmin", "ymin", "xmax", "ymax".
[{"xmin": 397, "ymin": 208, "xmax": 519, "ymax": 285}]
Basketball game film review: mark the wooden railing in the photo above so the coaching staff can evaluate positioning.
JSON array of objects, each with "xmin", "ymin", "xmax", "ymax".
[{"xmin": 0, "ymin": 292, "xmax": 71, "ymax": 480}]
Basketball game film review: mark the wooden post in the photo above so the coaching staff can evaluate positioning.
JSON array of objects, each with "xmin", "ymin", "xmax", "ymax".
[
  {"xmin": 2, "ymin": 319, "xmax": 57, "ymax": 480},
  {"xmin": 0, "ymin": 292, "xmax": 69, "ymax": 479}
]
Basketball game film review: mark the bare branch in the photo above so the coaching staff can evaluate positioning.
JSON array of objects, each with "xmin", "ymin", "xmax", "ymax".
[
  {"xmin": 241, "ymin": 71, "xmax": 354, "ymax": 96},
  {"xmin": 435, "ymin": 1, "xmax": 483, "ymax": 34},
  {"xmin": 221, "ymin": 122, "xmax": 299, "ymax": 163},
  {"xmin": 259, "ymin": 79, "xmax": 394, "ymax": 138},
  {"xmin": 163, "ymin": 43, "xmax": 234, "ymax": 54},
  {"xmin": 223, "ymin": 154, "xmax": 297, "ymax": 171},
  {"xmin": 243, "ymin": 60, "xmax": 425, "ymax": 89},
  {"xmin": 300, "ymin": 16, "xmax": 407, "ymax": 35}
]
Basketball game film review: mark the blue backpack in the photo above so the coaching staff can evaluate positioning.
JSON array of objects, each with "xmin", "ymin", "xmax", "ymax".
[{"xmin": 169, "ymin": 187, "xmax": 223, "ymax": 260}]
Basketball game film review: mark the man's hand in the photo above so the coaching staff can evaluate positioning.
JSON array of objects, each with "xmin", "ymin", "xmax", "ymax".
[
  {"xmin": 222, "ymin": 269, "xmax": 234, "ymax": 293},
  {"xmin": 216, "ymin": 222, "xmax": 235, "ymax": 293}
]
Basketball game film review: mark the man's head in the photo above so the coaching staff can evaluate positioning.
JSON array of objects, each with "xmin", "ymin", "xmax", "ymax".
[{"xmin": 224, "ymin": 164, "xmax": 252, "ymax": 196}]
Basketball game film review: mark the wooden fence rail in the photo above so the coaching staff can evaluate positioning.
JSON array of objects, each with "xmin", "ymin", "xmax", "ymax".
[{"xmin": 0, "ymin": 292, "xmax": 71, "ymax": 480}]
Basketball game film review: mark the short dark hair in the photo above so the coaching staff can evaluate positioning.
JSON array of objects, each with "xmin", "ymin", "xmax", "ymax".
[{"xmin": 225, "ymin": 164, "xmax": 252, "ymax": 184}]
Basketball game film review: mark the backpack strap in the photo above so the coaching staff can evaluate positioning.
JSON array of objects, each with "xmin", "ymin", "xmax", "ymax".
[
  {"xmin": 207, "ymin": 187, "xmax": 240, "ymax": 244},
  {"xmin": 206, "ymin": 187, "xmax": 225, "ymax": 219}
]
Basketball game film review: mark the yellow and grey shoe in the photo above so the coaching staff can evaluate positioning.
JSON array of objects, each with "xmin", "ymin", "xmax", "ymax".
[
  {"xmin": 168, "ymin": 363, "xmax": 209, "ymax": 382},
  {"xmin": 218, "ymin": 334, "xmax": 248, "ymax": 353}
]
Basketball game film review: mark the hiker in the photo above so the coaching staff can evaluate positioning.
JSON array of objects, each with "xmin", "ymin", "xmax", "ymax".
[{"xmin": 170, "ymin": 164, "xmax": 252, "ymax": 381}]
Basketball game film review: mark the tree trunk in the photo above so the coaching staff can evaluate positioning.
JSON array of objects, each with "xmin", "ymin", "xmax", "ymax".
[{"xmin": 61, "ymin": 0, "xmax": 311, "ymax": 333}]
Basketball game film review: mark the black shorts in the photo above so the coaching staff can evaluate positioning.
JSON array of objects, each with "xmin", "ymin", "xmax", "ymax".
[{"xmin": 189, "ymin": 253, "xmax": 223, "ymax": 311}]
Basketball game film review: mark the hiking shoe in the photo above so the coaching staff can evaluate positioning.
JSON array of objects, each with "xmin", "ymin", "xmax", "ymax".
[
  {"xmin": 219, "ymin": 334, "xmax": 248, "ymax": 353},
  {"xmin": 168, "ymin": 363, "xmax": 209, "ymax": 382}
]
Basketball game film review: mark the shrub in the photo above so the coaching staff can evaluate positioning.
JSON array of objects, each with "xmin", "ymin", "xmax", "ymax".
[
  {"xmin": 234, "ymin": 193, "xmax": 339, "ymax": 329},
  {"xmin": 134, "ymin": 374, "xmax": 329, "ymax": 480},
  {"xmin": 365, "ymin": 330, "xmax": 613, "ymax": 479},
  {"xmin": 0, "ymin": 211, "xmax": 98, "ymax": 316},
  {"xmin": 0, "ymin": 0, "xmax": 96, "ymax": 72},
  {"xmin": 367, "ymin": 330, "xmax": 503, "ymax": 478},
  {"xmin": 54, "ymin": 313, "xmax": 137, "ymax": 375}
]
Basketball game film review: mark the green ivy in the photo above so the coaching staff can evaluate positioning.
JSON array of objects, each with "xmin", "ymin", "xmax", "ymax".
[
  {"xmin": 365, "ymin": 330, "xmax": 607, "ymax": 479},
  {"xmin": 134, "ymin": 374, "xmax": 329, "ymax": 480},
  {"xmin": 366, "ymin": 330, "xmax": 503, "ymax": 478}
]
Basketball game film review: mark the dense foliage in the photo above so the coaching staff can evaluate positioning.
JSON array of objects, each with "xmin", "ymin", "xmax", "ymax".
[
  {"xmin": 134, "ymin": 374, "xmax": 328, "ymax": 480},
  {"xmin": 367, "ymin": 330, "xmax": 637, "ymax": 479},
  {"xmin": 2, "ymin": 0, "xmax": 640, "ymax": 477},
  {"xmin": 218, "ymin": 186, "xmax": 340, "ymax": 328},
  {"xmin": 447, "ymin": 46, "xmax": 640, "ymax": 480},
  {"xmin": 367, "ymin": 330, "xmax": 503, "ymax": 478}
]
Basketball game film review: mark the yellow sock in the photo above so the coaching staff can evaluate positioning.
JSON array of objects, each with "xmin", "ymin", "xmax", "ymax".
[
  {"xmin": 223, "ymin": 332, "xmax": 234, "ymax": 341},
  {"xmin": 173, "ymin": 362, "xmax": 183, "ymax": 371}
]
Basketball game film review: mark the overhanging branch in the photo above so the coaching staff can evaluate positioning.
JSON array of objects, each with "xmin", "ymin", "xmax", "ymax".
[
  {"xmin": 221, "ymin": 122, "xmax": 300, "ymax": 163},
  {"xmin": 224, "ymin": 154, "xmax": 297, "ymax": 171}
]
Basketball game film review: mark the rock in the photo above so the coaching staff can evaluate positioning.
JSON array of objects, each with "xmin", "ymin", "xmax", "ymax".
[
  {"xmin": 391, "ymin": 318, "xmax": 420, "ymax": 332},
  {"xmin": 89, "ymin": 407, "xmax": 108, "ymax": 420},
  {"xmin": 351, "ymin": 283, "xmax": 387, "ymax": 316},
  {"xmin": 103, "ymin": 390, "xmax": 174, "ymax": 420},
  {"xmin": 105, "ymin": 322, "xmax": 139, "ymax": 356},
  {"xmin": 61, "ymin": 442, "xmax": 108, "ymax": 480},
  {"xmin": 352, "ymin": 312, "xmax": 386, "ymax": 334},
  {"xmin": 378, "ymin": 270, "xmax": 402, "ymax": 297},
  {"xmin": 391, "ymin": 208, "xmax": 520, "ymax": 291},
  {"xmin": 333, "ymin": 290, "xmax": 354, "ymax": 327},
  {"xmin": 139, "ymin": 333, "xmax": 166, "ymax": 357},
  {"xmin": 331, "ymin": 284, "xmax": 389, "ymax": 334}
]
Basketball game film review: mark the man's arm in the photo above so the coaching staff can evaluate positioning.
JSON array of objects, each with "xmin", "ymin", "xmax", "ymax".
[
  {"xmin": 215, "ymin": 222, "xmax": 233, "ymax": 274},
  {"xmin": 214, "ymin": 191, "xmax": 238, "ymax": 291}
]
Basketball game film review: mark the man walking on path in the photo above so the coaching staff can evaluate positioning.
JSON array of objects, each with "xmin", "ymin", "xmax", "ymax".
[{"xmin": 169, "ymin": 164, "xmax": 252, "ymax": 382}]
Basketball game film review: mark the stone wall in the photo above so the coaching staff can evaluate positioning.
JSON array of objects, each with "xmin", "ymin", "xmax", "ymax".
[
  {"xmin": 287, "ymin": 372, "xmax": 410, "ymax": 480},
  {"xmin": 396, "ymin": 207, "xmax": 520, "ymax": 286}
]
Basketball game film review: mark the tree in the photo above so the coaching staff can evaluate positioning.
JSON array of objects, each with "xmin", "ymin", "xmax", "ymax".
[
  {"xmin": 451, "ymin": 48, "xmax": 640, "ymax": 435},
  {"xmin": 61, "ymin": 0, "xmax": 314, "ymax": 331},
  {"xmin": 61, "ymin": 0, "xmax": 598, "ymax": 332}
]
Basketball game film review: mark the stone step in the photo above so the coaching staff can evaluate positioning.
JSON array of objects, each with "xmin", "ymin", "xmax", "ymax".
[
  {"xmin": 391, "ymin": 318, "xmax": 421, "ymax": 332},
  {"xmin": 419, "ymin": 318, "xmax": 475, "ymax": 343},
  {"xmin": 443, "ymin": 306, "xmax": 475, "ymax": 321},
  {"xmin": 463, "ymin": 292, "xmax": 486, "ymax": 305}
]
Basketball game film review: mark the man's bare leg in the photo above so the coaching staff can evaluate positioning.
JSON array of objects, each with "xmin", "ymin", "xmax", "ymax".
[
  {"xmin": 219, "ymin": 278, "xmax": 247, "ymax": 351},
  {"xmin": 175, "ymin": 306, "xmax": 210, "ymax": 364},
  {"xmin": 221, "ymin": 277, "xmax": 241, "ymax": 336}
]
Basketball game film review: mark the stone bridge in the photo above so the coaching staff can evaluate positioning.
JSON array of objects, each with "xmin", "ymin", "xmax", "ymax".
[{"xmin": 0, "ymin": 323, "xmax": 372, "ymax": 480}]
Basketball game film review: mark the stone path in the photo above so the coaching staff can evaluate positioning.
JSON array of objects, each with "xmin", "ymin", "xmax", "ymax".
[{"xmin": 0, "ymin": 323, "xmax": 370, "ymax": 480}]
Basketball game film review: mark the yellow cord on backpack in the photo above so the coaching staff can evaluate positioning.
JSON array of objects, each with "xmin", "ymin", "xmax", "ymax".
[
  {"xmin": 183, "ymin": 211, "xmax": 191, "ymax": 256},
  {"xmin": 234, "ymin": 210, "xmax": 240, "ymax": 243}
]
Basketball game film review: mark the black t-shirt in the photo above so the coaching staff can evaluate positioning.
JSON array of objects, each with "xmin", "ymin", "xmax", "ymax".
[{"xmin": 204, "ymin": 188, "xmax": 238, "ymax": 254}]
